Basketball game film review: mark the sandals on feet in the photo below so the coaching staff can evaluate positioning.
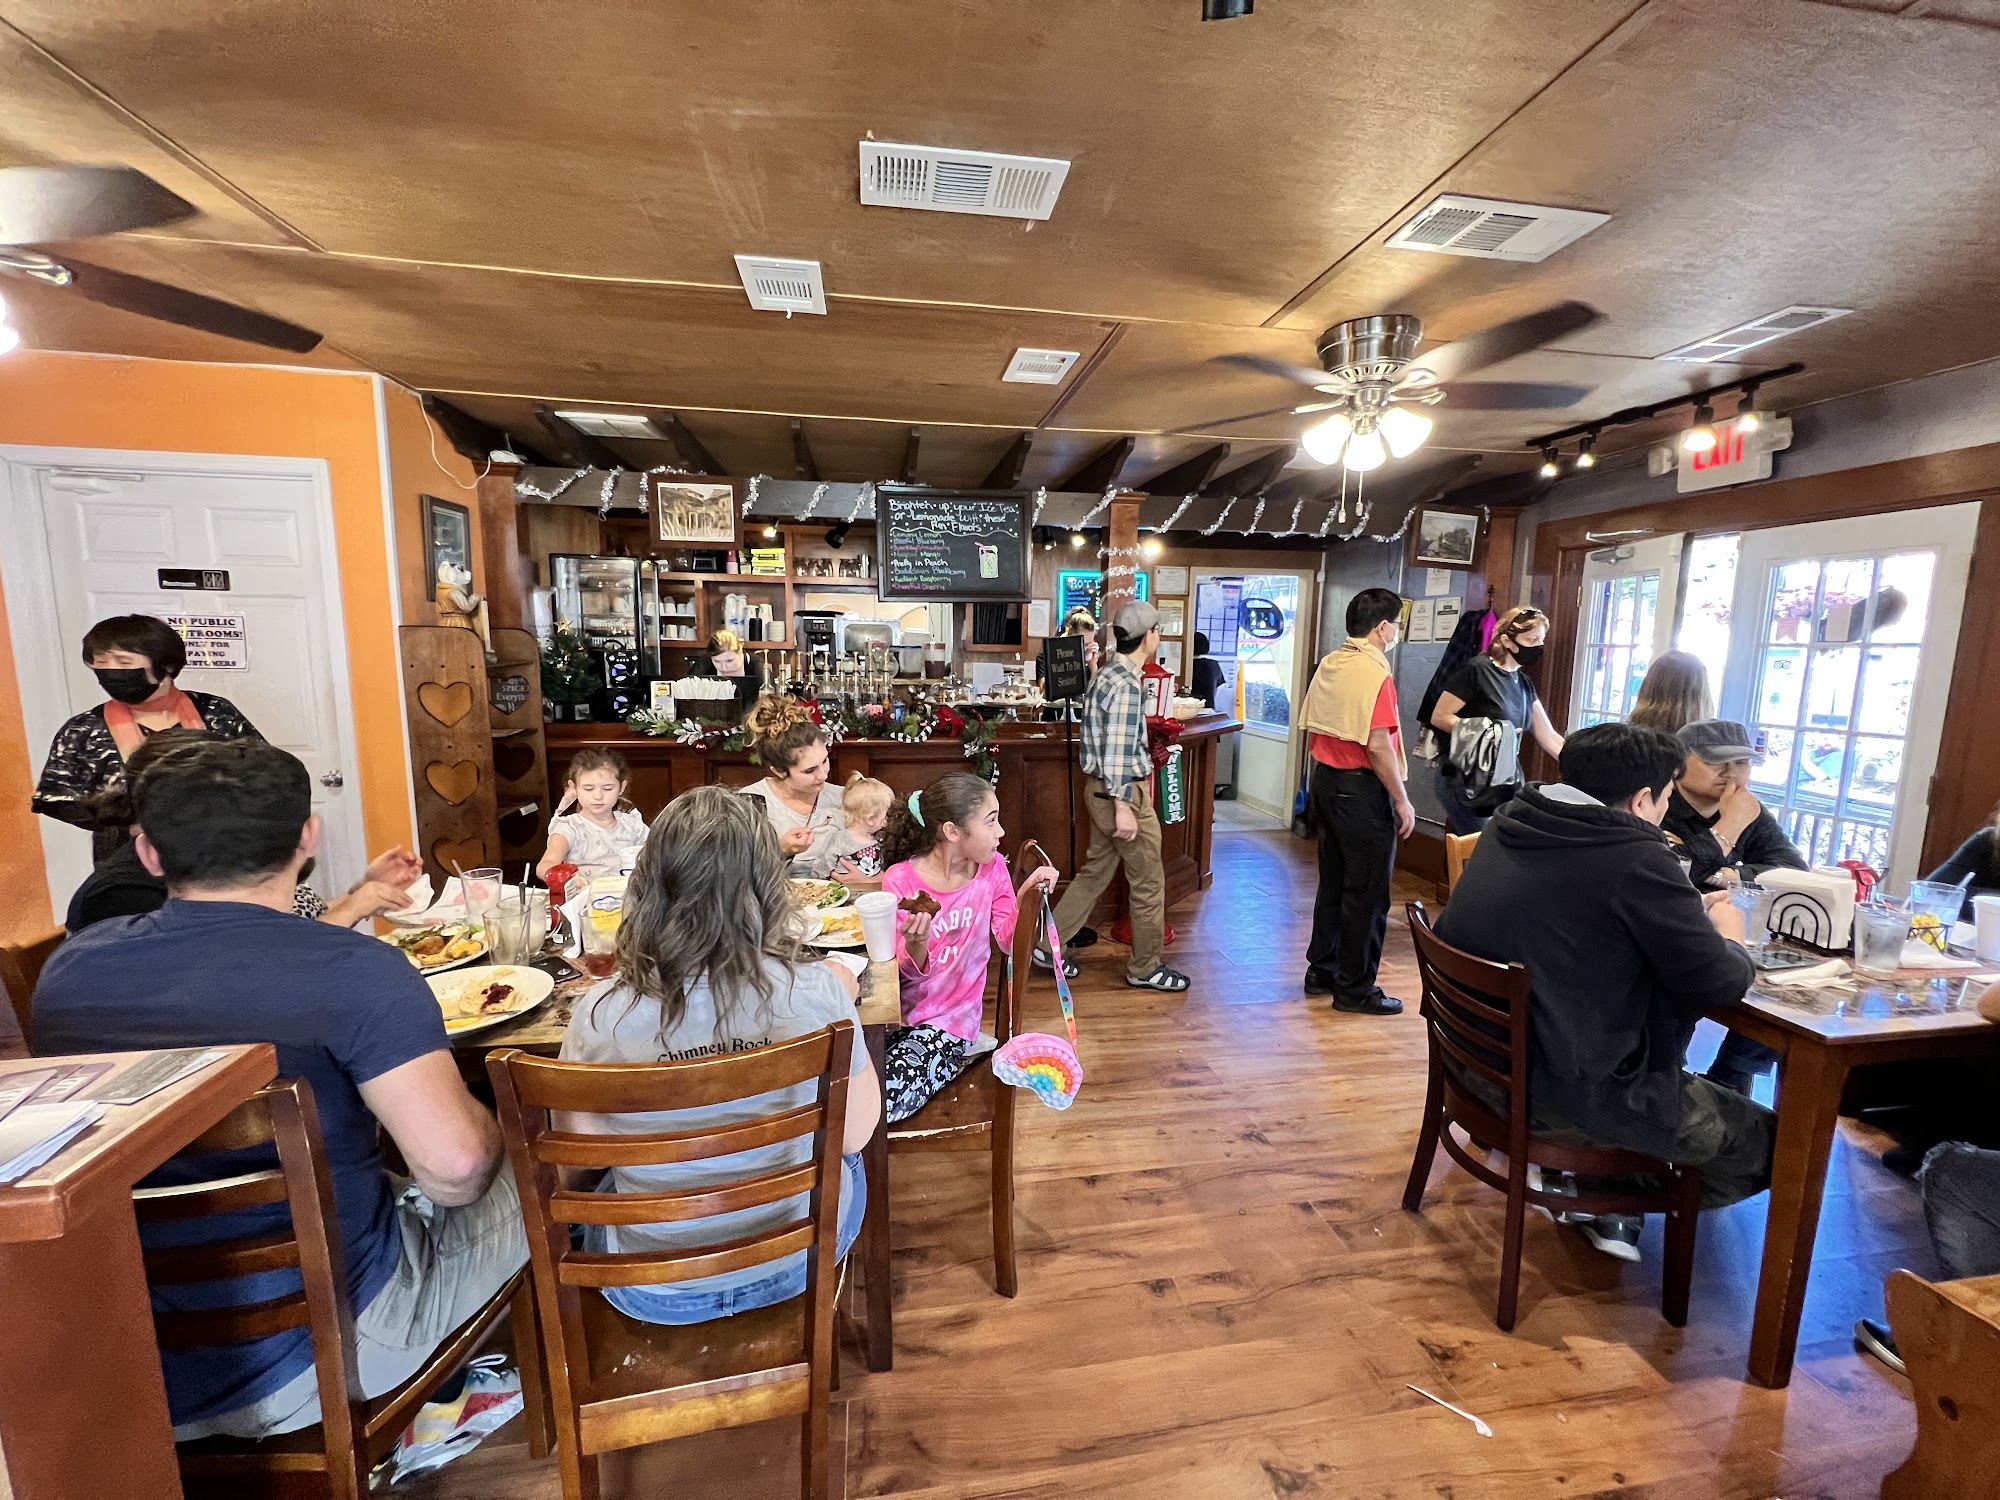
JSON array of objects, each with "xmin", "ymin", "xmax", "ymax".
[
  {"xmin": 1126, "ymin": 965, "xmax": 1190, "ymax": 992},
  {"xmin": 1031, "ymin": 948, "xmax": 1080, "ymax": 979}
]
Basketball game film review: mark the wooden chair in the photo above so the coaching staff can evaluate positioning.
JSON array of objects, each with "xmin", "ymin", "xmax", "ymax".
[
  {"xmin": 1444, "ymin": 833, "xmax": 1480, "ymax": 896},
  {"xmin": 0, "ymin": 925, "xmax": 62, "ymax": 1042},
  {"xmin": 487, "ymin": 1021, "xmax": 855, "ymax": 1500},
  {"xmin": 134, "ymin": 1077, "xmax": 549, "ymax": 1499},
  {"xmin": 1400, "ymin": 902, "xmax": 1703, "ymax": 1332},
  {"xmin": 1882, "ymin": 1270, "xmax": 2000, "ymax": 1500}
]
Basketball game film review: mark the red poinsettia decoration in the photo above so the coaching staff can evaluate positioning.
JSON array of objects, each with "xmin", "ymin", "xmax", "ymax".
[
  {"xmin": 934, "ymin": 704, "xmax": 967, "ymax": 736},
  {"xmin": 1144, "ymin": 717, "xmax": 1183, "ymax": 770}
]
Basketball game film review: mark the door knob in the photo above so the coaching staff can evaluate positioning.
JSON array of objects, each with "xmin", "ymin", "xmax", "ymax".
[{"xmin": 320, "ymin": 770, "xmax": 344, "ymax": 789}]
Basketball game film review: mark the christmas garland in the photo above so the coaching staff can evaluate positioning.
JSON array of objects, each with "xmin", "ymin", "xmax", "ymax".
[{"xmin": 626, "ymin": 698, "xmax": 1003, "ymax": 781}]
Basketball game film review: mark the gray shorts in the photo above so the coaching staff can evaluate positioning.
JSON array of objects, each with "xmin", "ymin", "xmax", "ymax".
[{"xmin": 172, "ymin": 1170, "xmax": 528, "ymax": 1442}]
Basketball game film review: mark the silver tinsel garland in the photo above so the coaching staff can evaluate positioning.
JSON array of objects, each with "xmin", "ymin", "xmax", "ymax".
[
  {"xmin": 1078, "ymin": 484, "xmax": 1118, "ymax": 527},
  {"xmin": 1030, "ymin": 487, "xmax": 1049, "ymax": 525},
  {"xmin": 742, "ymin": 475, "xmax": 763, "ymax": 515},
  {"xmin": 800, "ymin": 481, "xmax": 830, "ymax": 519},
  {"xmin": 597, "ymin": 467, "xmax": 624, "ymax": 517},
  {"xmin": 1245, "ymin": 496, "xmax": 1266, "ymax": 534},
  {"xmin": 1201, "ymin": 496, "xmax": 1238, "ymax": 537},
  {"xmin": 1157, "ymin": 492, "xmax": 1198, "ymax": 533},
  {"xmin": 847, "ymin": 480, "xmax": 875, "ymax": 522}
]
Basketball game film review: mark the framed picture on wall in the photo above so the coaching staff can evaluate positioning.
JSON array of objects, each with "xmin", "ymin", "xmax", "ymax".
[
  {"xmin": 651, "ymin": 477, "xmax": 742, "ymax": 549},
  {"xmin": 1157, "ymin": 596, "xmax": 1187, "ymax": 637},
  {"xmin": 421, "ymin": 495, "xmax": 471, "ymax": 600},
  {"xmin": 1156, "ymin": 639, "xmax": 1184, "ymax": 675},
  {"xmin": 1408, "ymin": 504, "xmax": 1485, "ymax": 571}
]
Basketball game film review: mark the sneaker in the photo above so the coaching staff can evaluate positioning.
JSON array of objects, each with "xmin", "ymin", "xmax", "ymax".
[
  {"xmin": 1302, "ymin": 968, "xmax": 1339, "ymax": 996},
  {"xmin": 1854, "ymin": 1317, "xmax": 1905, "ymax": 1375},
  {"xmin": 1528, "ymin": 1165, "xmax": 1579, "ymax": 1223},
  {"xmin": 1331, "ymin": 991, "xmax": 1404, "ymax": 1016},
  {"xmin": 1069, "ymin": 925, "xmax": 1099, "ymax": 949},
  {"xmin": 1569, "ymin": 1213, "xmax": 1643, "ymax": 1263},
  {"xmin": 1030, "ymin": 948, "xmax": 1080, "ymax": 979}
]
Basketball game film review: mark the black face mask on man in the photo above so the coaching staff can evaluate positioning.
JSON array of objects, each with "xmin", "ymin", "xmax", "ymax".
[
  {"xmin": 1511, "ymin": 643, "xmax": 1547, "ymax": 669},
  {"xmin": 94, "ymin": 667, "xmax": 159, "ymax": 704}
]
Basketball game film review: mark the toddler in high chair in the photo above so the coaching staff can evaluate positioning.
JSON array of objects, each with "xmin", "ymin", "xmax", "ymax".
[
  {"xmin": 826, "ymin": 773, "xmax": 893, "ymax": 878},
  {"xmin": 538, "ymin": 748, "xmax": 647, "ymax": 880}
]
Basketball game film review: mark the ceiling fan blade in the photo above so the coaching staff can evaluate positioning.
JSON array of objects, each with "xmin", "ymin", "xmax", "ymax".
[
  {"xmin": 1214, "ymin": 351, "xmax": 1336, "ymax": 388},
  {"xmin": 1395, "ymin": 300, "xmax": 1602, "ymax": 388},
  {"xmin": 1177, "ymin": 401, "xmax": 1342, "ymax": 432},
  {"xmin": 0, "ymin": 166, "xmax": 198, "ymax": 246},
  {"xmin": 49, "ymin": 256, "xmax": 324, "ymax": 352},
  {"xmin": 1432, "ymin": 381, "xmax": 1593, "ymax": 410}
]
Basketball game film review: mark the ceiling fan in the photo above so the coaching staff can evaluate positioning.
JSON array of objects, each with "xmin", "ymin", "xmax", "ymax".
[
  {"xmin": 1190, "ymin": 301, "xmax": 1603, "ymax": 471},
  {"xmin": 0, "ymin": 165, "xmax": 323, "ymax": 353}
]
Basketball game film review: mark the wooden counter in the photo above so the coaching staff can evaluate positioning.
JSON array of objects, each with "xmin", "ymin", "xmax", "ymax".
[{"xmin": 546, "ymin": 714, "xmax": 1241, "ymax": 913}]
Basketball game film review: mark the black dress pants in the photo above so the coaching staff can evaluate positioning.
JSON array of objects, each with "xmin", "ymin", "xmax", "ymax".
[{"xmin": 1305, "ymin": 764, "xmax": 1397, "ymax": 1001}]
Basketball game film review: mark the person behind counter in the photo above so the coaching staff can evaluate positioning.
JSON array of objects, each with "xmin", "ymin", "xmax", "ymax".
[
  {"xmin": 739, "ymin": 696, "xmax": 857, "ymax": 879},
  {"xmin": 685, "ymin": 628, "xmax": 766, "ymax": 719},
  {"xmin": 34, "ymin": 613, "xmax": 262, "ymax": 859}
]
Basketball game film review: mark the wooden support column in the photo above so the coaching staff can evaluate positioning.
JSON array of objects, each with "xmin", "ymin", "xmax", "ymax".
[
  {"xmin": 475, "ymin": 463, "xmax": 529, "ymax": 632},
  {"xmin": 1102, "ymin": 491, "xmax": 1145, "ymax": 628},
  {"xmin": 1477, "ymin": 508, "xmax": 1520, "ymax": 613}
]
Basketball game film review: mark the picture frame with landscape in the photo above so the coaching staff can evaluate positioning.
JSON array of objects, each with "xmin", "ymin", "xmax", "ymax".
[
  {"xmin": 421, "ymin": 495, "xmax": 471, "ymax": 600},
  {"xmin": 1408, "ymin": 504, "xmax": 1484, "ymax": 571},
  {"xmin": 651, "ymin": 477, "xmax": 742, "ymax": 549}
]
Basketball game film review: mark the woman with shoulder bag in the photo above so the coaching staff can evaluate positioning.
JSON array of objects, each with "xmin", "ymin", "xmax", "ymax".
[{"xmin": 1429, "ymin": 605, "xmax": 1567, "ymax": 834}]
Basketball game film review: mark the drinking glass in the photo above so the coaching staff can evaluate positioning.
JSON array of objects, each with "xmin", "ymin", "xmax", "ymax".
[
  {"xmin": 1852, "ymin": 902, "xmax": 1911, "ymax": 977},
  {"xmin": 1729, "ymin": 883, "xmax": 1777, "ymax": 943},
  {"xmin": 462, "ymin": 866, "xmax": 503, "ymax": 926},
  {"xmin": 1906, "ymin": 879, "xmax": 1964, "ymax": 953},
  {"xmin": 490, "ymin": 907, "xmax": 536, "ymax": 966}
]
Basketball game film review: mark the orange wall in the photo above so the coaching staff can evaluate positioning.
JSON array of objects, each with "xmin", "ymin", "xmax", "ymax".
[
  {"xmin": 380, "ymin": 382, "xmax": 484, "ymax": 617},
  {"xmin": 0, "ymin": 351, "xmax": 415, "ymax": 941}
]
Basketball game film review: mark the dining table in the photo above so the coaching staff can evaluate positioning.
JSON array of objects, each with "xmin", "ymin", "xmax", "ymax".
[
  {"xmin": 1706, "ymin": 940, "xmax": 2000, "ymax": 1388},
  {"xmin": 0, "ymin": 1043, "xmax": 278, "ymax": 1500}
]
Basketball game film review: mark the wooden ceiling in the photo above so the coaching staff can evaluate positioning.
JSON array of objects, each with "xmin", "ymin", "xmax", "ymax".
[{"xmin": 6, "ymin": 0, "xmax": 2000, "ymax": 498}]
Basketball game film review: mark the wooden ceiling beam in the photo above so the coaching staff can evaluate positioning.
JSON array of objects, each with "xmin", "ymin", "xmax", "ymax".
[
  {"xmin": 900, "ymin": 428, "xmax": 923, "ymax": 484},
  {"xmin": 1141, "ymin": 443, "xmax": 1232, "ymax": 496},
  {"xmin": 1056, "ymin": 435, "xmax": 1137, "ymax": 493},
  {"xmin": 649, "ymin": 412, "xmax": 725, "ymax": 476},
  {"xmin": 979, "ymin": 433, "xmax": 1035, "ymax": 490},
  {"xmin": 533, "ymin": 405, "xmax": 624, "ymax": 469},
  {"xmin": 790, "ymin": 418, "xmax": 819, "ymax": 481},
  {"xmin": 422, "ymin": 395, "xmax": 555, "ymax": 467},
  {"xmin": 1207, "ymin": 447, "xmax": 1294, "ymax": 499}
]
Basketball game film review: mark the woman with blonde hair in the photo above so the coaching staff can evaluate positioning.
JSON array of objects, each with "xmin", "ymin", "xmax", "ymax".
[
  {"xmin": 1628, "ymin": 651, "xmax": 1713, "ymax": 733},
  {"xmin": 1430, "ymin": 604, "xmax": 1567, "ymax": 834},
  {"xmin": 739, "ymin": 696, "xmax": 854, "ymax": 878},
  {"xmin": 559, "ymin": 784, "xmax": 881, "ymax": 1324},
  {"xmin": 687, "ymin": 627, "xmax": 765, "ymax": 717}
]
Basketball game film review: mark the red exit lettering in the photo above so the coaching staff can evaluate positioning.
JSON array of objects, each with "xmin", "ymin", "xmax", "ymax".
[{"xmin": 1691, "ymin": 427, "xmax": 1746, "ymax": 472}]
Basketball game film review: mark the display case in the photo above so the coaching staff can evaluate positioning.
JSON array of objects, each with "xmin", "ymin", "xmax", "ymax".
[{"xmin": 549, "ymin": 554, "xmax": 640, "ymax": 655}]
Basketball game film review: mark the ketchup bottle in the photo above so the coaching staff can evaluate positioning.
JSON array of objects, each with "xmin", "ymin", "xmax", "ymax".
[{"xmin": 545, "ymin": 862, "xmax": 579, "ymax": 932}]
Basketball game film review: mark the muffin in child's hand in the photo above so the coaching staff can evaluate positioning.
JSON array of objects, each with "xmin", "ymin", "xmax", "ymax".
[{"xmin": 898, "ymin": 890, "xmax": 941, "ymax": 918}]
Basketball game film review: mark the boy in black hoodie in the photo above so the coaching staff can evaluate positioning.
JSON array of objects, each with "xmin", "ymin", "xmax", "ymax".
[{"xmin": 1436, "ymin": 722, "xmax": 1774, "ymax": 1260}]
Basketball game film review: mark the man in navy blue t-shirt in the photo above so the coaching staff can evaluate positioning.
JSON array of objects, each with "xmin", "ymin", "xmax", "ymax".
[{"xmin": 33, "ymin": 738, "xmax": 526, "ymax": 1439}]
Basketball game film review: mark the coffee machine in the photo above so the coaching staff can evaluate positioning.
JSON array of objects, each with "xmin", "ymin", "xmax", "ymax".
[{"xmin": 795, "ymin": 611, "xmax": 841, "ymax": 658}]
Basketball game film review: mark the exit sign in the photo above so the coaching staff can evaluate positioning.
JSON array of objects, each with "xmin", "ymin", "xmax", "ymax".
[{"xmin": 1675, "ymin": 416, "xmax": 1793, "ymax": 494}]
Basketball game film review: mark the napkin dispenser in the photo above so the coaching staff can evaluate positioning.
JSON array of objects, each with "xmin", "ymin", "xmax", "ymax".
[{"xmin": 1760, "ymin": 867, "xmax": 1856, "ymax": 953}]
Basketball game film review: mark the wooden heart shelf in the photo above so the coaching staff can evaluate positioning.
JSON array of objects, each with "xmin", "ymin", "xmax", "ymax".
[
  {"xmin": 432, "ymin": 837, "xmax": 488, "ymax": 872},
  {"xmin": 493, "ymin": 741, "xmax": 539, "ymax": 784},
  {"xmin": 418, "ymin": 679, "xmax": 475, "ymax": 728},
  {"xmin": 425, "ymin": 759, "xmax": 482, "ymax": 805}
]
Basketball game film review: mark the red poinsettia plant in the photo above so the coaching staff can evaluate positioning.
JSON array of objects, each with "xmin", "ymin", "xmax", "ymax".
[{"xmin": 1144, "ymin": 716, "xmax": 1183, "ymax": 771}]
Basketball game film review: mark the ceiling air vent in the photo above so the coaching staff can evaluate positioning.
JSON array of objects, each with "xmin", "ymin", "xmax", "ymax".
[
  {"xmin": 733, "ymin": 255, "xmax": 827, "ymax": 315},
  {"xmin": 1386, "ymin": 193, "xmax": 1609, "ymax": 263},
  {"xmin": 859, "ymin": 142, "xmax": 1071, "ymax": 221},
  {"xmin": 1001, "ymin": 348, "xmax": 1081, "ymax": 384},
  {"xmin": 554, "ymin": 411, "xmax": 661, "ymax": 440},
  {"xmin": 1657, "ymin": 305, "xmax": 1853, "ymax": 363}
]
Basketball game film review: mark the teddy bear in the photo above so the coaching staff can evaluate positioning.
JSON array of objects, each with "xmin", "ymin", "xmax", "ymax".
[{"xmin": 435, "ymin": 559, "xmax": 493, "ymax": 659}]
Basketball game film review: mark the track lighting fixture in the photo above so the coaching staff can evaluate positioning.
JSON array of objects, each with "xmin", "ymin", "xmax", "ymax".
[
  {"xmin": 1201, "ymin": 0, "xmax": 1252, "ymax": 17},
  {"xmin": 1526, "ymin": 364, "xmax": 1799, "ymax": 473},
  {"xmin": 1681, "ymin": 403, "xmax": 1717, "ymax": 454},
  {"xmin": 1538, "ymin": 446, "xmax": 1560, "ymax": 480},
  {"xmin": 824, "ymin": 520, "xmax": 851, "ymax": 549},
  {"xmin": 1142, "ymin": 537, "xmax": 1164, "ymax": 559},
  {"xmin": 762, "ymin": 523, "xmax": 780, "ymax": 540},
  {"xmin": 1735, "ymin": 385, "xmax": 1763, "ymax": 435},
  {"xmin": 1069, "ymin": 530, "xmax": 1088, "ymax": 548},
  {"xmin": 1574, "ymin": 431, "xmax": 1598, "ymax": 469}
]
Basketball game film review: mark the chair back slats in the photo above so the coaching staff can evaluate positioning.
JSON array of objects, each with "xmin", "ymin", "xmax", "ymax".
[
  {"xmin": 1428, "ymin": 1017, "xmax": 1513, "ymax": 1091},
  {"xmin": 132, "ymin": 1168, "xmax": 291, "ymax": 1223},
  {"xmin": 501, "ymin": 1030, "xmax": 839, "ymax": 1113},
  {"xmin": 535, "ymin": 1104, "xmax": 820, "ymax": 1169},
  {"xmin": 154, "ymin": 1291, "xmax": 314, "ymax": 1350},
  {"xmin": 0, "ymin": 927, "xmax": 62, "ymax": 1036},
  {"xmin": 144, "ymin": 1229, "xmax": 302, "ymax": 1284},
  {"xmin": 1407, "ymin": 903, "xmax": 1529, "ymax": 1093},
  {"xmin": 559, "ymin": 1221, "xmax": 817, "ymax": 1288},
  {"xmin": 551, "ymin": 1163, "xmax": 818, "ymax": 1227}
]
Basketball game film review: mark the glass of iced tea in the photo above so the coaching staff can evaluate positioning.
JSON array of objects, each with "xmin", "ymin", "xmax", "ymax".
[{"xmin": 579, "ymin": 912, "xmax": 618, "ymax": 978}]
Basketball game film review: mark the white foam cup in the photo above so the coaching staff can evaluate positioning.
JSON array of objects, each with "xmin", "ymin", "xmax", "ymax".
[
  {"xmin": 1974, "ymin": 893, "xmax": 2000, "ymax": 963},
  {"xmin": 854, "ymin": 891, "xmax": 899, "ymax": 963}
]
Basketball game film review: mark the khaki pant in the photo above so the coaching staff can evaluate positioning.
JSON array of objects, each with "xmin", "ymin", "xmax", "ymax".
[{"xmin": 1051, "ymin": 777, "xmax": 1167, "ymax": 980}]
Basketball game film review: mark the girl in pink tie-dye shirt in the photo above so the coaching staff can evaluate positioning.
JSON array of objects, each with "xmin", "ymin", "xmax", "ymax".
[{"xmin": 876, "ymin": 773, "xmax": 1058, "ymax": 1122}]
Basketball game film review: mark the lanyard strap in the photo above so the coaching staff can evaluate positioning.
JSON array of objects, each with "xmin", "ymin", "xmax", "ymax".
[{"xmin": 1039, "ymin": 891, "xmax": 1078, "ymax": 1047}]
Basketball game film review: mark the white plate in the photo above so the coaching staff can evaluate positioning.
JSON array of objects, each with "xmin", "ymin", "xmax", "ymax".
[
  {"xmin": 428, "ymin": 965, "xmax": 556, "ymax": 1037},
  {"xmin": 380, "ymin": 924, "xmax": 488, "ymax": 975},
  {"xmin": 790, "ymin": 879, "xmax": 852, "ymax": 911},
  {"xmin": 807, "ymin": 911, "xmax": 866, "ymax": 950}
]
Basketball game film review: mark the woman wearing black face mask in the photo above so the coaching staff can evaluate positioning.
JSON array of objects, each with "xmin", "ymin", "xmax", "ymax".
[
  {"xmin": 33, "ymin": 614, "xmax": 261, "ymax": 859},
  {"xmin": 1429, "ymin": 604, "xmax": 1567, "ymax": 834}
]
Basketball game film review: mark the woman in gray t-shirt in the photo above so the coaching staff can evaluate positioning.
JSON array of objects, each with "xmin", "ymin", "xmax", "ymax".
[{"xmin": 559, "ymin": 785, "xmax": 881, "ymax": 1324}]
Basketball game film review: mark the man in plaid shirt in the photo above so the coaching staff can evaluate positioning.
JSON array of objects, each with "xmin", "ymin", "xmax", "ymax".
[{"xmin": 1046, "ymin": 601, "xmax": 1189, "ymax": 991}]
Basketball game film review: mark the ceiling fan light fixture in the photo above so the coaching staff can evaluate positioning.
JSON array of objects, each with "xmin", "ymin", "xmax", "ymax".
[
  {"xmin": 1300, "ymin": 411, "xmax": 1354, "ymax": 465},
  {"xmin": 1343, "ymin": 429, "xmax": 1387, "ymax": 473},
  {"xmin": 1682, "ymin": 403, "xmax": 1718, "ymax": 454},
  {"xmin": 1538, "ymin": 446, "xmax": 1560, "ymax": 480},
  {"xmin": 1377, "ymin": 405, "xmax": 1434, "ymax": 460}
]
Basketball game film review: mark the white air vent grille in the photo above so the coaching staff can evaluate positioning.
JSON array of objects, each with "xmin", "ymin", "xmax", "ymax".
[
  {"xmin": 1657, "ymin": 305, "xmax": 1852, "ymax": 363},
  {"xmin": 733, "ymin": 255, "xmax": 827, "ymax": 315},
  {"xmin": 554, "ymin": 410, "xmax": 660, "ymax": 440},
  {"xmin": 1386, "ymin": 194, "xmax": 1609, "ymax": 263},
  {"xmin": 859, "ymin": 142, "xmax": 1071, "ymax": 221},
  {"xmin": 1001, "ymin": 347, "xmax": 1081, "ymax": 384}
]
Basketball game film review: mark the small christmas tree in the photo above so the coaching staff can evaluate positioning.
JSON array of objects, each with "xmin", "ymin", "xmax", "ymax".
[{"xmin": 539, "ymin": 623, "xmax": 602, "ymax": 706}]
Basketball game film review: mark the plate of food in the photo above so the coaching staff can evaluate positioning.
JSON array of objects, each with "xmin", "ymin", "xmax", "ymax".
[
  {"xmin": 382, "ymin": 923, "xmax": 486, "ymax": 973},
  {"xmin": 808, "ymin": 908, "xmax": 865, "ymax": 949},
  {"xmin": 790, "ymin": 878, "xmax": 851, "ymax": 910},
  {"xmin": 427, "ymin": 965, "xmax": 556, "ymax": 1037}
]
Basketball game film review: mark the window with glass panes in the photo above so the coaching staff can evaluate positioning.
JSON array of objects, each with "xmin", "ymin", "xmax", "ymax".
[
  {"xmin": 1746, "ymin": 551, "xmax": 1935, "ymax": 871},
  {"xmin": 1574, "ymin": 572, "xmax": 1660, "ymax": 726}
]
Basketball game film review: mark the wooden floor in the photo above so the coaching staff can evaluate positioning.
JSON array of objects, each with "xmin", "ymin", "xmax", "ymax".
[{"xmin": 414, "ymin": 824, "xmax": 1931, "ymax": 1499}]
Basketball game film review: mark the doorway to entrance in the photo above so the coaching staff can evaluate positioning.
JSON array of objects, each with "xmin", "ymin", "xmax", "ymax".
[
  {"xmin": 2, "ymin": 448, "xmax": 368, "ymax": 917},
  {"xmin": 1192, "ymin": 567, "xmax": 1317, "ymax": 822}
]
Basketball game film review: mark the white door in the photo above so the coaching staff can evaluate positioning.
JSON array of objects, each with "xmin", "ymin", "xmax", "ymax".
[
  {"xmin": 3, "ymin": 451, "xmax": 366, "ymax": 914},
  {"xmin": 1718, "ymin": 503, "xmax": 1977, "ymax": 887},
  {"xmin": 1193, "ymin": 567, "xmax": 1316, "ymax": 821},
  {"xmin": 1568, "ymin": 533, "xmax": 1683, "ymax": 729}
]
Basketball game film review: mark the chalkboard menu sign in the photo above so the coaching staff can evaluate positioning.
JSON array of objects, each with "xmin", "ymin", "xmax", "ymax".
[{"xmin": 874, "ymin": 487, "xmax": 1031, "ymax": 602}]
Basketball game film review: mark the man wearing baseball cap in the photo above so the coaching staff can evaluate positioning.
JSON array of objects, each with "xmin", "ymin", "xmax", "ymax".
[
  {"xmin": 1661, "ymin": 718, "xmax": 1807, "ymax": 1096},
  {"xmin": 1046, "ymin": 599, "xmax": 1190, "ymax": 992}
]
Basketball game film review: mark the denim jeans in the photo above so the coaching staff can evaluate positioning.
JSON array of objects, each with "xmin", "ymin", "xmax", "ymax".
[
  {"xmin": 1919, "ymin": 1142, "xmax": 2000, "ymax": 1281},
  {"xmin": 593, "ymin": 1153, "xmax": 866, "ymax": 1325}
]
